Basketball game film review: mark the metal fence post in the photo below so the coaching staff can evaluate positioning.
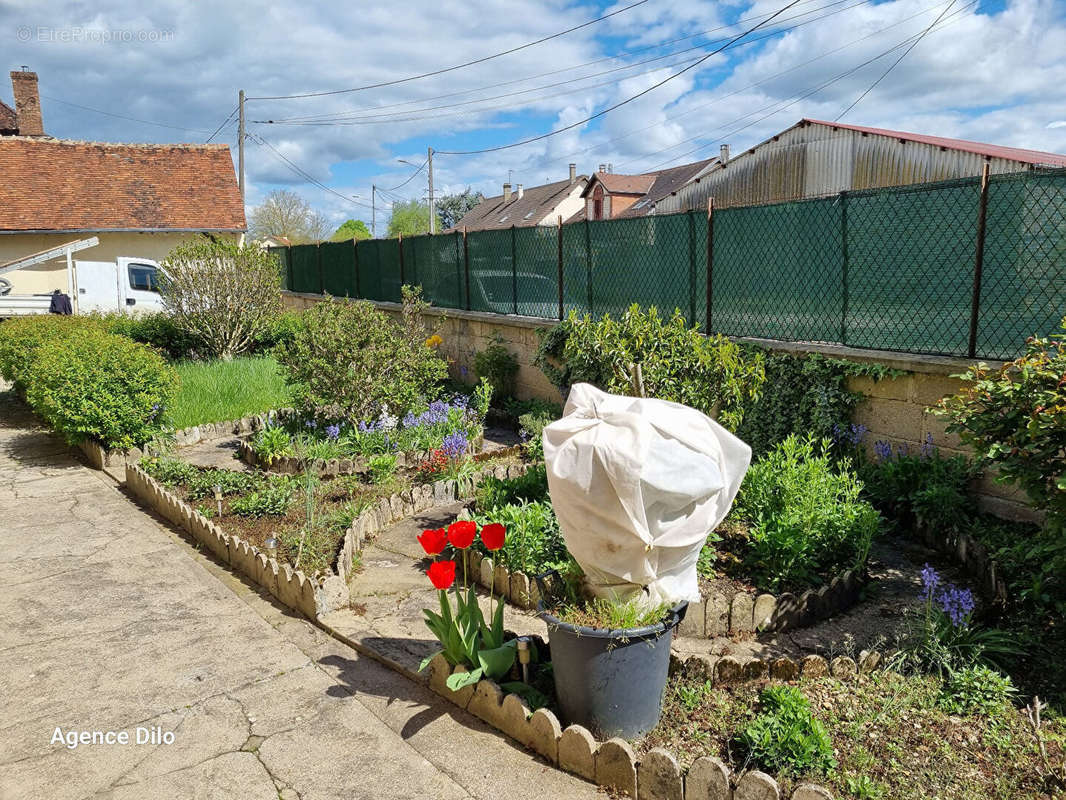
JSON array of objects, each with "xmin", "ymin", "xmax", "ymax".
[
  {"xmin": 968, "ymin": 163, "xmax": 991, "ymax": 359},
  {"xmin": 316, "ymin": 242, "xmax": 324, "ymax": 295},
  {"xmin": 584, "ymin": 218, "xmax": 593, "ymax": 315},
  {"xmin": 511, "ymin": 224, "xmax": 518, "ymax": 315},
  {"xmin": 285, "ymin": 247, "xmax": 294, "ymax": 292},
  {"xmin": 453, "ymin": 230, "xmax": 462, "ymax": 309},
  {"xmin": 687, "ymin": 210, "xmax": 697, "ymax": 326},
  {"xmin": 705, "ymin": 198, "xmax": 715, "ymax": 335},
  {"xmin": 352, "ymin": 238, "xmax": 360, "ymax": 298},
  {"xmin": 398, "ymin": 232, "xmax": 405, "ymax": 294},
  {"xmin": 463, "ymin": 227, "xmax": 471, "ymax": 310},
  {"xmin": 840, "ymin": 191, "xmax": 849, "ymax": 346},
  {"xmin": 557, "ymin": 215, "xmax": 564, "ymax": 320}
]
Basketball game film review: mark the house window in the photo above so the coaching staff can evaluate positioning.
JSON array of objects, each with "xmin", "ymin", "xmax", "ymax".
[
  {"xmin": 592, "ymin": 185, "xmax": 604, "ymax": 220},
  {"xmin": 128, "ymin": 264, "xmax": 159, "ymax": 293}
]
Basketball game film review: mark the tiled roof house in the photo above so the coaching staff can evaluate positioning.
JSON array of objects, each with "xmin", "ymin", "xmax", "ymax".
[{"xmin": 450, "ymin": 165, "xmax": 588, "ymax": 232}]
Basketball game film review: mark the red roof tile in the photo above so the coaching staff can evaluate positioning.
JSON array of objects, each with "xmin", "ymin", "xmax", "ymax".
[
  {"xmin": 0, "ymin": 137, "xmax": 246, "ymax": 232},
  {"xmin": 803, "ymin": 119, "xmax": 1066, "ymax": 168},
  {"xmin": 0, "ymin": 100, "xmax": 16, "ymax": 132}
]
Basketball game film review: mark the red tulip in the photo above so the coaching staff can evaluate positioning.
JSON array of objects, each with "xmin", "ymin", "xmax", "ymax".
[
  {"xmin": 447, "ymin": 520, "xmax": 477, "ymax": 550},
  {"xmin": 480, "ymin": 523, "xmax": 506, "ymax": 552},
  {"xmin": 427, "ymin": 559, "xmax": 456, "ymax": 590},
  {"xmin": 418, "ymin": 528, "xmax": 448, "ymax": 556}
]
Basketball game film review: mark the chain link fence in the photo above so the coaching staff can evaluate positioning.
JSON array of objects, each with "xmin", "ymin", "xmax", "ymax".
[{"xmin": 277, "ymin": 168, "xmax": 1066, "ymax": 360}]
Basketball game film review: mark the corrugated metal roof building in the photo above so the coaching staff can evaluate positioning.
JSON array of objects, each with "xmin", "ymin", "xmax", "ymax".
[{"xmin": 656, "ymin": 119, "xmax": 1066, "ymax": 213}]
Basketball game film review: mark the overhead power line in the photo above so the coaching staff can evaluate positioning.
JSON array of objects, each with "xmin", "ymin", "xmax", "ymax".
[
  {"xmin": 435, "ymin": 0, "xmax": 806, "ymax": 156},
  {"xmin": 386, "ymin": 159, "xmax": 429, "ymax": 191},
  {"xmin": 42, "ymin": 95, "xmax": 213, "ymax": 133},
  {"xmin": 247, "ymin": 0, "xmax": 650, "ymax": 101},
  {"xmin": 249, "ymin": 132, "xmax": 376, "ymax": 211},
  {"xmin": 205, "ymin": 105, "xmax": 239, "ymax": 143},
  {"xmin": 835, "ymin": 0, "xmax": 958, "ymax": 120}
]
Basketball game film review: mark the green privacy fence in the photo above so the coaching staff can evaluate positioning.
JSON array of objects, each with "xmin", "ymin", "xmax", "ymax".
[{"xmin": 275, "ymin": 168, "xmax": 1066, "ymax": 361}]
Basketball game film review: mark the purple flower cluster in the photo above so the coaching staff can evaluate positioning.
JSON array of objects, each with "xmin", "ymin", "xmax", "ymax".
[
  {"xmin": 440, "ymin": 431, "xmax": 469, "ymax": 459},
  {"xmin": 920, "ymin": 432, "xmax": 937, "ymax": 460},
  {"xmin": 402, "ymin": 399, "xmax": 468, "ymax": 430},
  {"xmin": 325, "ymin": 424, "xmax": 341, "ymax": 441},
  {"xmin": 919, "ymin": 564, "xmax": 975, "ymax": 627},
  {"xmin": 304, "ymin": 419, "xmax": 317, "ymax": 430},
  {"xmin": 832, "ymin": 422, "xmax": 868, "ymax": 446}
]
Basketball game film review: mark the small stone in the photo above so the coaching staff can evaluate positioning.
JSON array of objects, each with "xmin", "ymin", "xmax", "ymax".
[
  {"xmin": 791, "ymin": 784, "xmax": 833, "ymax": 800},
  {"xmin": 595, "ymin": 738, "xmax": 637, "ymax": 797},
  {"xmin": 558, "ymin": 724, "xmax": 597, "ymax": 780},
  {"xmin": 637, "ymin": 748, "xmax": 682, "ymax": 800},
  {"xmin": 753, "ymin": 594, "xmax": 777, "ymax": 630},
  {"xmin": 467, "ymin": 680, "xmax": 505, "ymax": 727},
  {"xmin": 770, "ymin": 658, "xmax": 799, "ymax": 681},
  {"xmin": 686, "ymin": 756, "xmax": 731, "ymax": 800},
  {"xmin": 731, "ymin": 593, "xmax": 755, "ymax": 633},
  {"xmin": 707, "ymin": 593, "xmax": 730, "ymax": 636},
  {"xmin": 743, "ymin": 658, "xmax": 768, "ymax": 681},
  {"xmin": 682, "ymin": 654, "xmax": 717, "ymax": 682},
  {"xmin": 527, "ymin": 707, "xmax": 561, "ymax": 763},
  {"xmin": 858, "ymin": 650, "xmax": 882, "ymax": 673},
  {"xmin": 715, "ymin": 656, "xmax": 744, "ymax": 683},
  {"xmin": 499, "ymin": 693, "xmax": 532, "ymax": 745},
  {"xmin": 801, "ymin": 654, "xmax": 828, "ymax": 678},
  {"xmin": 735, "ymin": 770, "xmax": 780, "ymax": 800},
  {"xmin": 678, "ymin": 598, "xmax": 706, "ymax": 637},
  {"xmin": 509, "ymin": 571, "xmax": 531, "ymax": 608},
  {"xmin": 479, "ymin": 557, "xmax": 494, "ymax": 589},
  {"xmin": 494, "ymin": 564, "xmax": 510, "ymax": 601},
  {"xmin": 830, "ymin": 656, "xmax": 857, "ymax": 679}
]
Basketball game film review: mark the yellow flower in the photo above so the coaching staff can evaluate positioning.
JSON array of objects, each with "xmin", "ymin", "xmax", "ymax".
[{"xmin": 425, "ymin": 334, "xmax": 443, "ymax": 348}]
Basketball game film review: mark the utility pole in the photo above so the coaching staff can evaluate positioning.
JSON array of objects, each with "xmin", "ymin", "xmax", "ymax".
[
  {"xmin": 238, "ymin": 89, "xmax": 245, "ymax": 202},
  {"xmin": 427, "ymin": 146, "xmax": 436, "ymax": 235},
  {"xmin": 371, "ymin": 184, "xmax": 376, "ymax": 238}
]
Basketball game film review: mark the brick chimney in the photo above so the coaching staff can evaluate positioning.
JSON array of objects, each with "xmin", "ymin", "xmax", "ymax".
[
  {"xmin": 11, "ymin": 69, "xmax": 43, "ymax": 136},
  {"xmin": 503, "ymin": 182, "xmax": 512, "ymax": 203}
]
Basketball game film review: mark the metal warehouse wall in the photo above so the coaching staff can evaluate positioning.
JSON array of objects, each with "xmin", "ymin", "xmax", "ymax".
[{"xmin": 658, "ymin": 121, "xmax": 1040, "ymax": 213}]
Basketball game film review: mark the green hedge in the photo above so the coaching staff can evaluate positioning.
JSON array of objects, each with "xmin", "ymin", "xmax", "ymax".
[{"xmin": 1, "ymin": 316, "xmax": 177, "ymax": 449}]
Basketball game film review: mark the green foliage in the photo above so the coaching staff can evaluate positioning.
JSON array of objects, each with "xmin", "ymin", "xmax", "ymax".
[
  {"xmin": 842, "ymin": 775, "xmax": 887, "ymax": 800},
  {"xmin": 367, "ymin": 453, "xmax": 398, "ymax": 484},
  {"xmin": 501, "ymin": 396, "xmax": 562, "ymax": 420},
  {"xmin": 251, "ymin": 311, "xmax": 303, "ymax": 352},
  {"xmin": 473, "ymin": 335, "xmax": 519, "ymax": 400},
  {"xmin": 518, "ymin": 411, "xmax": 552, "ymax": 460},
  {"xmin": 936, "ymin": 320, "xmax": 1066, "ymax": 525},
  {"xmin": 229, "ymin": 475, "xmax": 299, "ymax": 517},
  {"xmin": 25, "ymin": 328, "xmax": 177, "ymax": 449},
  {"xmin": 939, "ymin": 665, "xmax": 1016, "ymax": 716},
  {"xmin": 475, "ymin": 464, "xmax": 549, "ymax": 509},
  {"xmin": 474, "ymin": 499, "xmax": 566, "ymax": 575},
  {"xmin": 734, "ymin": 435, "xmax": 879, "ymax": 591},
  {"xmin": 534, "ymin": 306, "xmax": 764, "ymax": 430},
  {"xmin": 158, "ymin": 238, "xmax": 283, "ymax": 360},
  {"xmin": 171, "ymin": 356, "xmax": 292, "ymax": 429},
  {"xmin": 330, "ymin": 219, "xmax": 371, "ymax": 242},
  {"xmin": 555, "ymin": 597, "xmax": 672, "ymax": 630},
  {"xmin": 435, "ymin": 187, "xmax": 484, "ymax": 230},
  {"xmin": 0, "ymin": 315, "xmax": 98, "ymax": 389},
  {"xmin": 387, "ymin": 199, "xmax": 431, "ymax": 237},
  {"xmin": 140, "ymin": 456, "xmax": 197, "ymax": 486},
  {"xmin": 274, "ymin": 287, "xmax": 448, "ymax": 419},
  {"xmin": 734, "ymin": 685, "xmax": 836, "ymax": 776},
  {"xmin": 735, "ymin": 350, "xmax": 863, "ymax": 459},
  {"xmin": 96, "ymin": 311, "xmax": 200, "ymax": 361},
  {"xmin": 252, "ymin": 425, "xmax": 293, "ymax": 464}
]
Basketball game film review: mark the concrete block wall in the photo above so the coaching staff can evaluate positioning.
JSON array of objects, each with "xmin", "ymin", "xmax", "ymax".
[{"xmin": 281, "ymin": 292, "xmax": 1036, "ymax": 521}]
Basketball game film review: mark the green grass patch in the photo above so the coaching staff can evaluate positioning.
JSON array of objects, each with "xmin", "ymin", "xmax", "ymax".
[{"xmin": 170, "ymin": 356, "xmax": 291, "ymax": 429}]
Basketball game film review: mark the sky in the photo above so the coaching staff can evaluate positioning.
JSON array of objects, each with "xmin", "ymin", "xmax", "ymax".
[{"xmin": 3, "ymin": 0, "xmax": 1066, "ymax": 233}]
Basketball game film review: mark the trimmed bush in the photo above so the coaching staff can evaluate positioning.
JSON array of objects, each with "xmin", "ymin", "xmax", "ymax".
[
  {"xmin": 0, "ymin": 315, "xmax": 101, "ymax": 389},
  {"xmin": 26, "ymin": 328, "xmax": 178, "ymax": 449},
  {"xmin": 95, "ymin": 311, "xmax": 200, "ymax": 361},
  {"xmin": 735, "ymin": 685, "xmax": 836, "ymax": 776}
]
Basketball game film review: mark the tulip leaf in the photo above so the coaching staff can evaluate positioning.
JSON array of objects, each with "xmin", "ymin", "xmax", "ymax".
[
  {"xmin": 445, "ymin": 667, "xmax": 483, "ymax": 692},
  {"xmin": 500, "ymin": 681, "xmax": 549, "ymax": 711},
  {"xmin": 477, "ymin": 642, "xmax": 517, "ymax": 680},
  {"xmin": 418, "ymin": 650, "xmax": 443, "ymax": 672}
]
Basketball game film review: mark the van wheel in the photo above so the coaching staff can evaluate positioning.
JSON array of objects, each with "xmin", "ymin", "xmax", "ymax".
[{"xmin": 0, "ymin": 278, "xmax": 11, "ymax": 296}]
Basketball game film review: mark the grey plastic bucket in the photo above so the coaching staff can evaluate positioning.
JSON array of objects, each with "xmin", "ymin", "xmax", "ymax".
[{"xmin": 539, "ymin": 602, "xmax": 687, "ymax": 740}]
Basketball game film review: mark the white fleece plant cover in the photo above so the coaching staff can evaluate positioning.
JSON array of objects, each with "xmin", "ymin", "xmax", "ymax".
[{"xmin": 543, "ymin": 383, "xmax": 752, "ymax": 607}]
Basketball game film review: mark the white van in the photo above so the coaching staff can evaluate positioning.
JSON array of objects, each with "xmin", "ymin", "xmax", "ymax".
[{"xmin": 0, "ymin": 257, "xmax": 164, "ymax": 317}]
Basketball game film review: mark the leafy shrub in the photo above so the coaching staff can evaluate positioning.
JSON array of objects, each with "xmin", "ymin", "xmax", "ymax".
[
  {"xmin": 734, "ymin": 435, "xmax": 879, "ymax": 591},
  {"xmin": 184, "ymin": 467, "xmax": 261, "ymax": 500},
  {"xmin": 274, "ymin": 286, "xmax": 448, "ymax": 419},
  {"xmin": 368, "ymin": 453, "xmax": 398, "ymax": 484},
  {"xmin": 158, "ymin": 238, "xmax": 283, "ymax": 360},
  {"xmin": 140, "ymin": 456, "xmax": 197, "ymax": 486},
  {"xmin": 474, "ymin": 499, "xmax": 566, "ymax": 575},
  {"xmin": 502, "ymin": 396, "xmax": 562, "ymax": 420},
  {"xmin": 474, "ymin": 334, "xmax": 519, "ymax": 400},
  {"xmin": 939, "ymin": 665, "xmax": 1016, "ymax": 716},
  {"xmin": 252, "ymin": 311, "xmax": 302, "ymax": 352},
  {"xmin": 534, "ymin": 306, "xmax": 764, "ymax": 430},
  {"xmin": 936, "ymin": 319, "xmax": 1066, "ymax": 526},
  {"xmin": 229, "ymin": 475, "xmax": 299, "ymax": 517},
  {"xmin": 0, "ymin": 315, "xmax": 99, "ymax": 389},
  {"xmin": 734, "ymin": 685, "xmax": 835, "ymax": 776},
  {"xmin": 475, "ymin": 464, "xmax": 549, "ymax": 510},
  {"xmin": 97, "ymin": 311, "xmax": 200, "ymax": 361},
  {"xmin": 25, "ymin": 328, "xmax": 177, "ymax": 449},
  {"xmin": 735, "ymin": 350, "xmax": 865, "ymax": 459},
  {"xmin": 518, "ymin": 411, "xmax": 552, "ymax": 461},
  {"xmin": 252, "ymin": 425, "xmax": 293, "ymax": 464}
]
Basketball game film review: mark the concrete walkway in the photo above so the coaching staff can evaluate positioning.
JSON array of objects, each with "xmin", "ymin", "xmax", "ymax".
[{"xmin": 0, "ymin": 393, "xmax": 600, "ymax": 800}]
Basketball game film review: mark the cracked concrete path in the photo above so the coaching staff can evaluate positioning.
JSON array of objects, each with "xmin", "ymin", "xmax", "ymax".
[{"xmin": 0, "ymin": 393, "xmax": 601, "ymax": 800}]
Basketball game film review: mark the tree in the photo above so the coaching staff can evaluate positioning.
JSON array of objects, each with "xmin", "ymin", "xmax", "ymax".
[
  {"xmin": 248, "ymin": 189, "xmax": 331, "ymax": 244},
  {"xmin": 158, "ymin": 239, "xmax": 282, "ymax": 360},
  {"xmin": 387, "ymin": 200, "xmax": 430, "ymax": 238},
  {"xmin": 331, "ymin": 219, "xmax": 371, "ymax": 242},
  {"xmin": 436, "ymin": 188, "xmax": 484, "ymax": 230}
]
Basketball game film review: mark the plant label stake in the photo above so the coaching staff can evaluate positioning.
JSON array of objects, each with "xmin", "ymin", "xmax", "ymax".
[{"xmin": 213, "ymin": 485, "xmax": 223, "ymax": 518}]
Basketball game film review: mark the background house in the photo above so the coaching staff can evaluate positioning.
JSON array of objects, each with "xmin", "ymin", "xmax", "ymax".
[
  {"xmin": 450, "ymin": 165, "xmax": 587, "ymax": 231},
  {"xmin": 0, "ymin": 69, "xmax": 44, "ymax": 137},
  {"xmin": 0, "ymin": 71, "xmax": 245, "ymax": 296},
  {"xmin": 579, "ymin": 158, "xmax": 716, "ymax": 221},
  {"xmin": 656, "ymin": 119, "xmax": 1066, "ymax": 213}
]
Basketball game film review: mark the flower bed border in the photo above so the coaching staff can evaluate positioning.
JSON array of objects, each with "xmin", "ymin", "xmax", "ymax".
[
  {"xmin": 456, "ymin": 534, "xmax": 866, "ymax": 637},
  {"xmin": 125, "ymin": 458, "xmax": 530, "ymax": 619},
  {"xmin": 418, "ymin": 646, "xmax": 887, "ymax": 799},
  {"xmin": 236, "ymin": 433, "xmax": 494, "ymax": 476}
]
